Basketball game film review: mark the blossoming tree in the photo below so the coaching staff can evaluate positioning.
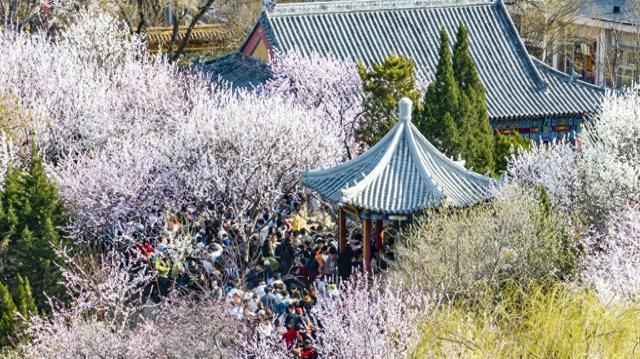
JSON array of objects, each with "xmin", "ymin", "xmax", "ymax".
[
  {"xmin": 261, "ymin": 50, "xmax": 364, "ymax": 158},
  {"xmin": 0, "ymin": 10, "xmax": 345, "ymax": 245},
  {"xmin": 507, "ymin": 88, "xmax": 640, "ymax": 299}
]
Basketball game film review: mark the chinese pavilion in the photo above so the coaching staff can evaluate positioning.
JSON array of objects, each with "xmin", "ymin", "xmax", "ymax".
[
  {"xmin": 202, "ymin": 0, "xmax": 605, "ymax": 141},
  {"xmin": 301, "ymin": 98, "xmax": 498, "ymax": 273}
]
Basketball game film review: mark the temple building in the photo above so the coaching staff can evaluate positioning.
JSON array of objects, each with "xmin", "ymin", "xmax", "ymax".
[
  {"xmin": 202, "ymin": 0, "xmax": 604, "ymax": 141},
  {"xmin": 145, "ymin": 24, "xmax": 238, "ymax": 54},
  {"xmin": 302, "ymin": 98, "xmax": 498, "ymax": 272}
]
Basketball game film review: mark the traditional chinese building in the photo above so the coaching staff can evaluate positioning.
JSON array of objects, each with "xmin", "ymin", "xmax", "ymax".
[
  {"xmin": 202, "ymin": 0, "xmax": 604, "ymax": 141},
  {"xmin": 146, "ymin": 24, "xmax": 238, "ymax": 54},
  {"xmin": 302, "ymin": 98, "xmax": 497, "ymax": 272}
]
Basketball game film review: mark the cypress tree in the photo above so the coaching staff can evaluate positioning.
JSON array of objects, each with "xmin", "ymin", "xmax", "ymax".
[
  {"xmin": 0, "ymin": 281, "xmax": 17, "ymax": 343},
  {"xmin": 15, "ymin": 274, "xmax": 36, "ymax": 320},
  {"xmin": 420, "ymin": 26, "xmax": 461, "ymax": 157},
  {"xmin": 452, "ymin": 22, "xmax": 495, "ymax": 174},
  {"xmin": 356, "ymin": 54, "xmax": 422, "ymax": 146},
  {"xmin": 493, "ymin": 132, "xmax": 532, "ymax": 175},
  {"xmin": 452, "ymin": 23, "xmax": 483, "ymax": 93},
  {"xmin": 0, "ymin": 147, "xmax": 66, "ymax": 311}
]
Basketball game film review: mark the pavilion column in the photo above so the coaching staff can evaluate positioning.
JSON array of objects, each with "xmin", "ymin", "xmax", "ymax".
[
  {"xmin": 375, "ymin": 220, "xmax": 384, "ymax": 253},
  {"xmin": 363, "ymin": 219, "xmax": 372, "ymax": 274},
  {"xmin": 338, "ymin": 208, "xmax": 347, "ymax": 253}
]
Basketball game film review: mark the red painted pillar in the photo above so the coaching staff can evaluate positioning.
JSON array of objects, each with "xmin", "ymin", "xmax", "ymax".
[
  {"xmin": 338, "ymin": 208, "xmax": 347, "ymax": 253},
  {"xmin": 375, "ymin": 220, "xmax": 384, "ymax": 253},
  {"xmin": 363, "ymin": 219, "xmax": 372, "ymax": 274}
]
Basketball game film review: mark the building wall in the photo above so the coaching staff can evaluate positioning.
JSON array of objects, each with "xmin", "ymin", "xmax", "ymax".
[
  {"xmin": 240, "ymin": 24, "xmax": 273, "ymax": 62},
  {"xmin": 493, "ymin": 116, "xmax": 582, "ymax": 141},
  {"xmin": 557, "ymin": 19, "xmax": 640, "ymax": 88}
]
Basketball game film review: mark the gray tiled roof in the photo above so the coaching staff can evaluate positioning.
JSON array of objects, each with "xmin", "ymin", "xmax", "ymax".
[
  {"xmin": 302, "ymin": 99, "xmax": 497, "ymax": 213},
  {"xmin": 262, "ymin": 0, "xmax": 604, "ymax": 120},
  {"xmin": 199, "ymin": 52, "xmax": 273, "ymax": 89}
]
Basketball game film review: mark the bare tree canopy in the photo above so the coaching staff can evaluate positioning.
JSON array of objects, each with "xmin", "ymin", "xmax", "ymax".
[
  {"xmin": 508, "ymin": 0, "xmax": 583, "ymax": 64},
  {"xmin": 106, "ymin": 0, "xmax": 259, "ymax": 61}
]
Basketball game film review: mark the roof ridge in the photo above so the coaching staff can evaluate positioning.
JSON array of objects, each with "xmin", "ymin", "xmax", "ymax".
[
  {"xmin": 268, "ymin": 0, "xmax": 495, "ymax": 16},
  {"xmin": 302, "ymin": 119, "xmax": 399, "ymax": 178},
  {"xmin": 202, "ymin": 51, "xmax": 269, "ymax": 68},
  {"xmin": 340, "ymin": 121, "xmax": 405, "ymax": 201},
  {"xmin": 495, "ymin": 0, "xmax": 547, "ymax": 90},
  {"xmin": 530, "ymin": 57, "xmax": 605, "ymax": 92}
]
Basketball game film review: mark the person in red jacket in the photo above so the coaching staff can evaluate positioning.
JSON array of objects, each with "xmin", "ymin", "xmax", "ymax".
[
  {"xmin": 282, "ymin": 322, "xmax": 301, "ymax": 349},
  {"xmin": 135, "ymin": 240, "xmax": 153, "ymax": 260},
  {"xmin": 299, "ymin": 340, "xmax": 318, "ymax": 359}
]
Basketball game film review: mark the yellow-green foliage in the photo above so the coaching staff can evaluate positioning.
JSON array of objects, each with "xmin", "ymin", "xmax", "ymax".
[
  {"xmin": 392, "ymin": 186, "xmax": 577, "ymax": 299},
  {"xmin": 415, "ymin": 284, "xmax": 640, "ymax": 358},
  {"xmin": 0, "ymin": 94, "xmax": 41, "ymax": 142}
]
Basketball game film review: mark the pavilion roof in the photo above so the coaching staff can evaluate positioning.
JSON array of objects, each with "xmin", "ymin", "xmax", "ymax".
[{"xmin": 301, "ymin": 99, "xmax": 498, "ymax": 214}]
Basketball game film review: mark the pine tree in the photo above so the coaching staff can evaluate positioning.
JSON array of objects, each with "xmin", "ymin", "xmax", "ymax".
[
  {"xmin": 356, "ymin": 54, "xmax": 422, "ymax": 146},
  {"xmin": 452, "ymin": 22, "xmax": 495, "ymax": 174},
  {"xmin": 419, "ymin": 27, "xmax": 461, "ymax": 157},
  {"xmin": 0, "ymin": 281, "xmax": 17, "ymax": 343},
  {"xmin": 0, "ymin": 147, "xmax": 66, "ymax": 311}
]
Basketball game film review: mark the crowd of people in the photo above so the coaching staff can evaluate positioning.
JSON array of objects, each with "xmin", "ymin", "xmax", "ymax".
[{"xmin": 115, "ymin": 199, "xmax": 395, "ymax": 357}]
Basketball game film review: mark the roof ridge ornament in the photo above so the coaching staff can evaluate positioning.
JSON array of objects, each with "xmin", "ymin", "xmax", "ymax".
[
  {"xmin": 399, "ymin": 98, "xmax": 412, "ymax": 123},
  {"xmin": 262, "ymin": 0, "xmax": 276, "ymax": 12}
]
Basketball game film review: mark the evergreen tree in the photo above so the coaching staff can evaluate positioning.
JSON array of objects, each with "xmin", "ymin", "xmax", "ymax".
[
  {"xmin": 15, "ymin": 274, "xmax": 36, "ymax": 320},
  {"xmin": 0, "ymin": 275, "xmax": 35, "ymax": 346},
  {"xmin": 0, "ymin": 147, "xmax": 66, "ymax": 311},
  {"xmin": 419, "ymin": 27, "xmax": 461, "ymax": 157},
  {"xmin": 493, "ymin": 132, "xmax": 532, "ymax": 175},
  {"xmin": 0, "ymin": 281, "xmax": 17, "ymax": 343},
  {"xmin": 356, "ymin": 54, "xmax": 421, "ymax": 146},
  {"xmin": 452, "ymin": 22, "xmax": 495, "ymax": 174}
]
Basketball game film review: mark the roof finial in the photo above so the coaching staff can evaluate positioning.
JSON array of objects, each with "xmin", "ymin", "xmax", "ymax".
[
  {"xmin": 262, "ymin": 0, "xmax": 276, "ymax": 12},
  {"xmin": 399, "ymin": 97, "xmax": 412, "ymax": 123}
]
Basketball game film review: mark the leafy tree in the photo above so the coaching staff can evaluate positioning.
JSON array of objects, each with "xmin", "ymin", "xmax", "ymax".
[
  {"xmin": 420, "ymin": 27, "xmax": 461, "ymax": 157},
  {"xmin": 0, "ymin": 148, "xmax": 67, "ymax": 310},
  {"xmin": 494, "ymin": 132, "xmax": 532, "ymax": 175},
  {"xmin": 356, "ymin": 54, "xmax": 421, "ymax": 146}
]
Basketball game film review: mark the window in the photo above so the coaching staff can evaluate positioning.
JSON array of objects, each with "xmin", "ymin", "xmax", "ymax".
[
  {"xmin": 565, "ymin": 40, "xmax": 597, "ymax": 83},
  {"xmin": 615, "ymin": 47, "xmax": 640, "ymax": 88}
]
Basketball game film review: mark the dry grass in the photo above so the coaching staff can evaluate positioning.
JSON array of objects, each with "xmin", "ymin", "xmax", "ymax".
[{"xmin": 415, "ymin": 283, "xmax": 640, "ymax": 358}]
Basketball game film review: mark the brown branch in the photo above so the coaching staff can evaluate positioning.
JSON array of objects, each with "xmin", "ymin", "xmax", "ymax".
[
  {"xmin": 170, "ymin": 0, "xmax": 216, "ymax": 62},
  {"xmin": 167, "ymin": 0, "xmax": 179, "ymax": 59},
  {"xmin": 135, "ymin": 0, "xmax": 145, "ymax": 34}
]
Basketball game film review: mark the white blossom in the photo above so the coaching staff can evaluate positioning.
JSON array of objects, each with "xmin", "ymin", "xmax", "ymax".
[{"xmin": 581, "ymin": 201, "xmax": 640, "ymax": 301}]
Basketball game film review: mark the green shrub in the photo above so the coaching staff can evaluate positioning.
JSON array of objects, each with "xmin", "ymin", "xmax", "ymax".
[
  {"xmin": 415, "ymin": 283, "xmax": 640, "ymax": 358},
  {"xmin": 392, "ymin": 185, "xmax": 577, "ymax": 299}
]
